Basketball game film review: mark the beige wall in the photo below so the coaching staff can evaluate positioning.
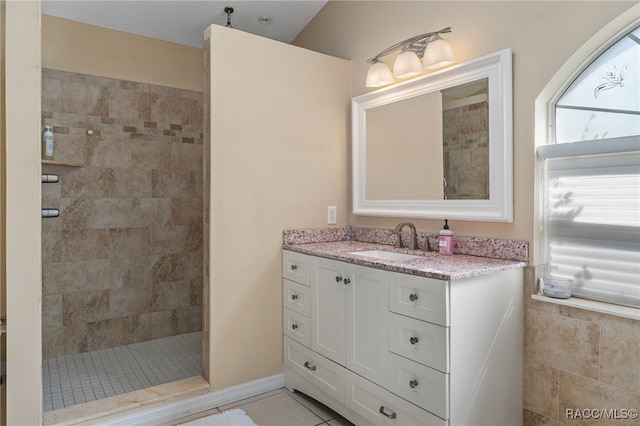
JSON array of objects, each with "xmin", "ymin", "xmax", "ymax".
[
  {"xmin": 4, "ymin": 1, "xmax": 42, "ymax": 424},
  {"xmin": 205, "ymin": 24, "xmax": 351, "ymax": 389},
  {"xmin": 42, "ymin": 15, "xmax": 203, "ymax": 92},
  {"xmin": 293, "ymin": 0, "xmax": 636, "ymax": 248}
]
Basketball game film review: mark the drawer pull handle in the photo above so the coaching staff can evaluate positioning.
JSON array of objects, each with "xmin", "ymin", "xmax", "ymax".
[
  {"xmin": 379, "ymin": 406, "xmax": 397, "ymax": 419},
  {"xmin": 291, "ymin": 264, "xmax": 298, "ymax": 271},
  {"xmin": 343, "ymin": 278, "xmax": 351, "ymax": 285},
  {"xmin": 409, "ymin": 293, "xmax": 418, "ymax": 302},
  {"xmin": 304, "ymin": 361, "xmax": 316, "ymax": 371},
  {"xmin": 291, "ymin": 294, "xmax": 299, "ymax": 300},
  {"xmin": 291, "ymin": 323, "xmax": 298, "ymax": 330},
  {"xmin": 410, "ymin": 336, "xmax": 419, "ymax": 345},
  {"xmin": 409, "ymin": 379, "xmax": 419, "ymax": 389},
  {"xmin": 335, "ymin": 276, "xmax": 343, "ymax": 283}
]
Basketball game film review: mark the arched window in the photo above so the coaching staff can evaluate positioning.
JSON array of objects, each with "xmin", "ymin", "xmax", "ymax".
[{"xmin": 537, "ymin": 23, "xmax": 640, "ymax": 308}]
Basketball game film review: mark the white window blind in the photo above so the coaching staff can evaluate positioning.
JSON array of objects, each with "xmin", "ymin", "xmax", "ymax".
[{"xmin": 541, "ymin": 139, "xmax": 640, "ymax": 308}]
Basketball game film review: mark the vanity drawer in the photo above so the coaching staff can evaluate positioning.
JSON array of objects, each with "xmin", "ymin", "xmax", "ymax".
[
  {"xmin": 345, "ymin": 370, "xmax": 447, "ymax": 426},
  {"xmin": 389, "ymin": 313, "xmax": 449, "ymax": 373},
  {"xmin": 283, "ymin": 307, "xmax": 310, "ymax": 348},
  {"xmin": 386, "ymin": 353, "xmax": 449, "ymax": 420},
  {"xmin": 284, "ymin": 336, "xmax": 344, "ymax": 403},
  {"xmin": 389, "ymin": 273, "xmax": 448, "ymax": 326},
  {"xmin": 283, "ymin": 250, "xmax": 310, "ymax": 286},
  {"xmin": 283, "ymin": 278, "xmax": 311, "ymax": 316}
]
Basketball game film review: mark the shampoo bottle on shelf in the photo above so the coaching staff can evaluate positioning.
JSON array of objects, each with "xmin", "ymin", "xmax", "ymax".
[
  {"xmin": 43, "ymin": 125, "xmax": 54, "ymax": 160},
  {"xmin": 438, "ymin": 219, "xmax": 454, "ymax": 255}
]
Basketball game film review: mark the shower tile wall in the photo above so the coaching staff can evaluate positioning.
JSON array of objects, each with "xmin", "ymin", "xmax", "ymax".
[
  {"xmin": 41, "ymin": 69, "xmax": 203, "ymax": 358},
  {"xmin": 442, "ymin": 101, "xmax": 489, "ymax": 200}
]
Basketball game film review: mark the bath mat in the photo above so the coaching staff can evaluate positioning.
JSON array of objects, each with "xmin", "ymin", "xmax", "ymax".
[{"xmin": 179, "ymin": 408, "xmax": 258, "ymax": 426}]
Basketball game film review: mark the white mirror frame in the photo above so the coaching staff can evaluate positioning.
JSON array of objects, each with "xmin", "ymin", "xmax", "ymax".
[{"xmin": 352, "ymin": 48, "xmax": 513, "ymax": 222}]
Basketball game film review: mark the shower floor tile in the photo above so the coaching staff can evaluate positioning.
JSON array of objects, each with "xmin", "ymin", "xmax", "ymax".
[{"xmin": 43, "ymin": 331, "xmax": 202, "ymax": 413}]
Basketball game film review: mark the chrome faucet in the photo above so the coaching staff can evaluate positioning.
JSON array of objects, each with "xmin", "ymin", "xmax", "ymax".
[
  {"xmin": 422, "ymin": 235, "xmax": 432, "ymax": 252},
  {"xmin": 394, "ymin": 222, "xmax": 417, "ymax": 250}
]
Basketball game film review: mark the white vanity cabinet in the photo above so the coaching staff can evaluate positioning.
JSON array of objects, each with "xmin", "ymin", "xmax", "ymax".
[{"xmin": 282, "ymin": 249, "xmax": 523, "ymax": 426}]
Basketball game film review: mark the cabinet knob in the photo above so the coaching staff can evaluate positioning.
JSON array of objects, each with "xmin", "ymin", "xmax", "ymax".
[
  {"xmin": 291, "ymin": 264, "xmax": 298, "ymax": 271},
  {"xmin": 304, "ymin": 361, "xmax": 316, "ymax": 371},
  {"xmin": 409, "ymin": 379, "xmax": 419, "ymax": 389},
  {"xmin": 291, "ymin": 323, "xmax": 298, "ymax": 330},
  {"xmin": 343, "ymin": 278, "xmax": 351, "ymax": 285},
  {"xmin": 335, "ymin": 276, "xmax": 343, "ymax": 283},
  {"xmin": 409, "ymin": 293, "xmax": 418, "ymax": 302},
  {"xmin": 410, "ymin": 336, "xmax": 419, "ymax": 345},
  {"xmin": 291, "ymin": 294, "xmax": 298, "ymax": 300},
  {"xmin": 379, "ymin": 406, "xmax": 397, "ymax": 419}
]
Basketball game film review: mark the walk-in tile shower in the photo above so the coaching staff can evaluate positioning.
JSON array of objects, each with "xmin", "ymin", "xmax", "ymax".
[{"xmin": 41, "ymin": 69, "xmax": 204, "ymax": 411}]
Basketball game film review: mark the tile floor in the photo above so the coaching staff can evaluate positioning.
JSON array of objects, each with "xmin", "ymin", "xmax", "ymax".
[
  {"xmin": 42, "ymin": 331, "xmax": 354, "ymax": 425},
  {"xmin": 42, "ymin": 331, "xmax": 201, "ymax": 412},
  {"xmin": 168, "ymin": 387, "xmax": 355, "ymax": 426}
]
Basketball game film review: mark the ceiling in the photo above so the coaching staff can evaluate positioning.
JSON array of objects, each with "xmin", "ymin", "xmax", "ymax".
[{"xmin": 41, "ymin": 0, "xmax": 328, "ymax": 48}]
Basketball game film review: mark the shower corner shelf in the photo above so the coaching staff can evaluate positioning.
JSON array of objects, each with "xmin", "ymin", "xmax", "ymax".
[{"xmin": 42, "ymin": 159, "xmax": 84, "ymax": 167}]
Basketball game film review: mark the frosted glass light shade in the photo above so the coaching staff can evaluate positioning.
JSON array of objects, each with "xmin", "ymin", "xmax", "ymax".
[
  {"xmin": 366, "ymin": 62, "xmax": 394, "ymax": 87},
  {"xmin": 393, "ymin": 51, "xmax": 423, "ymax": 78},
  {"xmin": 423, "ymin": 37, "xmax": 455, "ymax": 69}
]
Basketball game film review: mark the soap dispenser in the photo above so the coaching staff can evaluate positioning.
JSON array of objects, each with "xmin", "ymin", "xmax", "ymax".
[
  {"xmin": 43, "ymin": 125, "xmax": 54, "ymax": 160},
  {"xmin": 438, "ymin": 220, "xmax": 454, "ymax": 254}
]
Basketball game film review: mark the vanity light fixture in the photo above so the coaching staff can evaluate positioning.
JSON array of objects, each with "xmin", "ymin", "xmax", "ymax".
[{"xmin": 365, "ymin": 27, "xmax": 455, "ymax": 87}]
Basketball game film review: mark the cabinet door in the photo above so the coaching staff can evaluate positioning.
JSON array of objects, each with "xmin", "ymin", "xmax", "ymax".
[
  {"xmin": 311, "ymin": 257, "xmax": 346, "ymax": 365},
  {"xmin": 346, "ymin": 264, "xmax": 388, "ymax": 385}
]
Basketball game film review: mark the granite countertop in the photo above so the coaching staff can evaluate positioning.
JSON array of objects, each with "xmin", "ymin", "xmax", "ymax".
[{"xmin": 283, "ymin": 240, "xmax": 527, "ymax": 281}]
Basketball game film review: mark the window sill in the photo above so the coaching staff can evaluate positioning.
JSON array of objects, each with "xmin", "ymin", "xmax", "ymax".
[{"xmin": 531, "ymin": 294, "xmax": 640, "ymax": 321}]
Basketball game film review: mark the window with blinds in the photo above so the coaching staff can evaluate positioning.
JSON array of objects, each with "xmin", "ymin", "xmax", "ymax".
[
  {"xmin": 540, "ymin": 146, "xmax": 639, "ymax": 307},
  {"xmin": 540, "ymin": 23, "xmax": 640, "ymax": 308}
]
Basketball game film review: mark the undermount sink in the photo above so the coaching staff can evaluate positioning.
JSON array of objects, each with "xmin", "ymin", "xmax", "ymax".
[{"xmin": 349, "ymin": 250, "xmax": 424, "ymax": 262}]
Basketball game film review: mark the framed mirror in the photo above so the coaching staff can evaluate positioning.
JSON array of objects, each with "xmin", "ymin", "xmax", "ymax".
[{"xmin": 352, "ymin": 48, "xmax": 513, "ymax": 222}]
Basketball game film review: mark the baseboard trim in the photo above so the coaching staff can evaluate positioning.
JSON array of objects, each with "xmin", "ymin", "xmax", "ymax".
[{"xmin": 92, "ymin": 374, "xmax": 284, "ymax": 426}]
